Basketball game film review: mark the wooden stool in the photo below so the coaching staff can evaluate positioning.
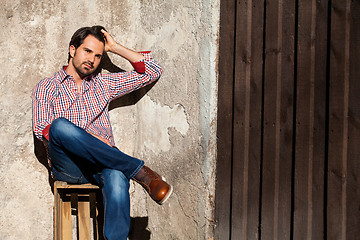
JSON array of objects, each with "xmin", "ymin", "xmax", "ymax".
[{"xmin": 53, "ymin": 181, "xmax": 104, "ymax": 240}]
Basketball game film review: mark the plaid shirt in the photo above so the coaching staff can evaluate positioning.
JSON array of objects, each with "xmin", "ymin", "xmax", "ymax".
[{"xmin": 32, "ymin": 52, "xmax": 162, "ymax": 146}]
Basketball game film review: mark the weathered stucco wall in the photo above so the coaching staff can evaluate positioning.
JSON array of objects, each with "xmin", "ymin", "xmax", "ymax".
[{"xmin": 0, "ymin": 0, "xmax": 219, "ymax": 239}]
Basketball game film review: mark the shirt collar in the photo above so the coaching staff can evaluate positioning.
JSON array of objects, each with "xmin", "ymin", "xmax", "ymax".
[
  {"xmin": 57, "ymin": 66, "xmax": 70, "ymax": 83},
  {"xmin": 57, "ymin": 66, "xmax": 95, "ymax": 84}
]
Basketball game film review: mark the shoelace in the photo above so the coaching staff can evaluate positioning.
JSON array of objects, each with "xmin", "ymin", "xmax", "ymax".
[{"xmin": 144, "ymin": 167, "xmax": 160, "ymax": 181}]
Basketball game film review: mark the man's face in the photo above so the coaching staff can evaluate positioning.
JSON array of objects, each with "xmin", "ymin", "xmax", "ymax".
[{"xmin": 69, "ymin": 35, "xmax": 104, "ymax": 77}]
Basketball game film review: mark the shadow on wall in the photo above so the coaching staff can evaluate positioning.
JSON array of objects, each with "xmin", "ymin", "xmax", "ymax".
[
  {"xmin": 33, "ymin": 133, "xmax": 55, "ymax": 190},
  {"xmin": 98, "ymin": 52, "xmax": 158, "ymax": 110},
  {"xmin": 129, "ymin": 217, "xmax": 151, "ymax": 240},
  {"xmin": 101, "ymin": 51, "xmax": 158, "ymax": 111},
  {"xmin": 32, "ymin": 52, "xmax": 158, "ymax": 240}
]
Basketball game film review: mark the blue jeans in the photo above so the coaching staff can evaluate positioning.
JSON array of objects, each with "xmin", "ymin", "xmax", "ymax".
[{"xmin": 48, "ymin": 118, "xmax": 144, "ymax": 240}]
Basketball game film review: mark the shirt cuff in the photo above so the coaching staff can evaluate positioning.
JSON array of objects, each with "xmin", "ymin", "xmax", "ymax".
[
  {"xmin": 42, "ymin": 124, "xmax": 51, "ymax": 141},
  {"xmin": 130, "ymin": 51, "xmax": 151, "ymax": 74}
]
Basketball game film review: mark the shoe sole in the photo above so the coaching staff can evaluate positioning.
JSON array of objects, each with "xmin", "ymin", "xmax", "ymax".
[{"xmin": 158, "ymin": 177, "xmax": 173, "ymax": 205}]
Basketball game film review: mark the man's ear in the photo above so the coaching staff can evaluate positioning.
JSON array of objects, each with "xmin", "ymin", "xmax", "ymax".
[{"xmin": 69, "ymin": 45, "xmax": 76, "ymax": 58}]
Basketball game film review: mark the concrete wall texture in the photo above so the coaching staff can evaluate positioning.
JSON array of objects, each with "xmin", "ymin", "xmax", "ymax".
[{"xmin": 0, "ymin": 0, "xmax": 219, "ymax": 239}]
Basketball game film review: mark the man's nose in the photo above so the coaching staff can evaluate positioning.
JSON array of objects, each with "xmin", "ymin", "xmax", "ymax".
[{"xmin": 88, "ymin": 54, "xmax": 95, "ymax": 63}]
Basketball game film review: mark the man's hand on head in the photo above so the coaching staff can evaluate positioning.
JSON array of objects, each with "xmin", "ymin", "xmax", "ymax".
[
  {"xmin": 101, "ymin": 29, "xmax": 117, "ymax": 53},
  {"xmin": 100, "ymin": 29, "xmax": 145, "ymax": 63}
]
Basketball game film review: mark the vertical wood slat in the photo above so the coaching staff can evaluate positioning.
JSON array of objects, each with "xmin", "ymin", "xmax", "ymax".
[
  {"xmin": 294, "ymin": 0, "xmax": 328, "ymax": 239},
  {"xmin": 262, "ymin": 0, "xmax": 295, "ymax": 239},
  {"xmin": 78, "ymin": 199, "xmax": 91, "ymax": 240},
  {"xmin": 346, "ymin": 0, "xmax": 360, "ymax": 238},
  {"xmin": 327, "ymin": 0, "xmax": 349, "ymax": 239},
  {"xmin": 327, "ymin": 0, "xmax": 359, "ymax": 240},
  {"xmin": 231, "ymin": 0, "xmax": 264, "ymax": 239},
  {"xmin": 214, "ymin": 0, "xmax": 237, "ymax": 238},
  {"xmin": 53, "ymin": 182, "xmax": 72, "ymax": 240},
  {"xmin": 62, "ymin": 200, "xmax": 72, "ymax": 239},
  {"xmin": 54, "ymin": 183, "xmax": 62, "ymax": 240}
]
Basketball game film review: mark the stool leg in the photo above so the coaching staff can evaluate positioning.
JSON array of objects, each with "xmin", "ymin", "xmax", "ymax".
[
  {"xmin": 54, "ymin": 183, "xmax": 72, "ymax": 240},
  {"xmin": 54, "ymin": 184, "xmax": 60, "ymax": 240},
  {"xmin": 62, "ymin": 194, "xmax": 72, "ymax": 239},
  {"xmin": 78, "ymin": 198, "xmax": 91, "ymax": 240}
]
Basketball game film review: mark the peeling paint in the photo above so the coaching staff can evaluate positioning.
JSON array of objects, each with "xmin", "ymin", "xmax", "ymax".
[
  {"xmin": 136, "ymin": 95, "xmax": 189, "ymax": 154},
  {"xmin": 0, "ymin": 0, "xmax": 220, "ymax": 239}
]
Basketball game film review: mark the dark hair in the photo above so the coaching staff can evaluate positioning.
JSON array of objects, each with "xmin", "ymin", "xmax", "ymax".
[{"xmin": 68, "ymin": 25, "xmax": 106, "ymax": 62}]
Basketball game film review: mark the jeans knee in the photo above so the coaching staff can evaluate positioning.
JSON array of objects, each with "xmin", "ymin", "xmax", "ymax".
[
  {"xmin": 50, "ymin": 117, "xmax": 69, "ymax": 134},
  {"xmin": 50, "ymin": 118, "xmax": 78, "ymax": 139}
]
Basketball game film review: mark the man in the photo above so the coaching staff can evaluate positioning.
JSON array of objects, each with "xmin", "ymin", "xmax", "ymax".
[{"xmin": 32, "ymin": 25, "xmax": 172, "ymax": 240}]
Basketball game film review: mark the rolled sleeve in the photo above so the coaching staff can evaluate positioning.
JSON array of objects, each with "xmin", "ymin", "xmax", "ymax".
[{"xmin": 130, "ymin": 51, "xmax": 152, "ymax": 73}]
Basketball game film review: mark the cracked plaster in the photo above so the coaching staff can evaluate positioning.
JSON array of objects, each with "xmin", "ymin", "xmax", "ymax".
[{"xmin": 0, "ymin": 0, "xmax": 219, "ymax": 239}]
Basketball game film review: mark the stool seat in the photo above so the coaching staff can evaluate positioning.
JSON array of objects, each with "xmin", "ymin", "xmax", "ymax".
[{"xmin": 53, "ymin": 181, "xmax": 104, "ymax": 240}]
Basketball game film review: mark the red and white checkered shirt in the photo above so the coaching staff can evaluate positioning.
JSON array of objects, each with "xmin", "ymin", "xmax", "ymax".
[{"xmin": 32, "ymin": 52, "xmax": 163, "ymax": 146}]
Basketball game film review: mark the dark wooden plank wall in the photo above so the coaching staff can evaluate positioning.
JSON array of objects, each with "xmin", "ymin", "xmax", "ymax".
[{"xmin": 215, "ymin": 0, "xmax": 360, "ymax": 239}]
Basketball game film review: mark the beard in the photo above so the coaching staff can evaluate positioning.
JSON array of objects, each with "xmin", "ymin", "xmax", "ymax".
[
  {"xmin": 73, "ymin": 60, "xmax": 96, "ymax": 78},
  {"xmin": 80, "ymin": 61, "xmax": 95, "ymax": 75}
]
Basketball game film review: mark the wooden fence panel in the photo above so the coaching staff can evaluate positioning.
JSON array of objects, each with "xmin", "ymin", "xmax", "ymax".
[{"xmin": 215, "ymin": 0, "xmax": 360, "ymax": 239}]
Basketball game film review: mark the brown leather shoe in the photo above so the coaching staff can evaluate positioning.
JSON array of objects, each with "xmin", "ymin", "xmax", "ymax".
[{"xmin": 133, "ymin": 165, "xmax": 173, "ymax": 205}]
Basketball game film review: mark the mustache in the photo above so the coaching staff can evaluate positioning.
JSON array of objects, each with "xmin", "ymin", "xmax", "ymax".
[{"xmin": 83, "ymin": 61, "xmax": 94, "ymax": 68}]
